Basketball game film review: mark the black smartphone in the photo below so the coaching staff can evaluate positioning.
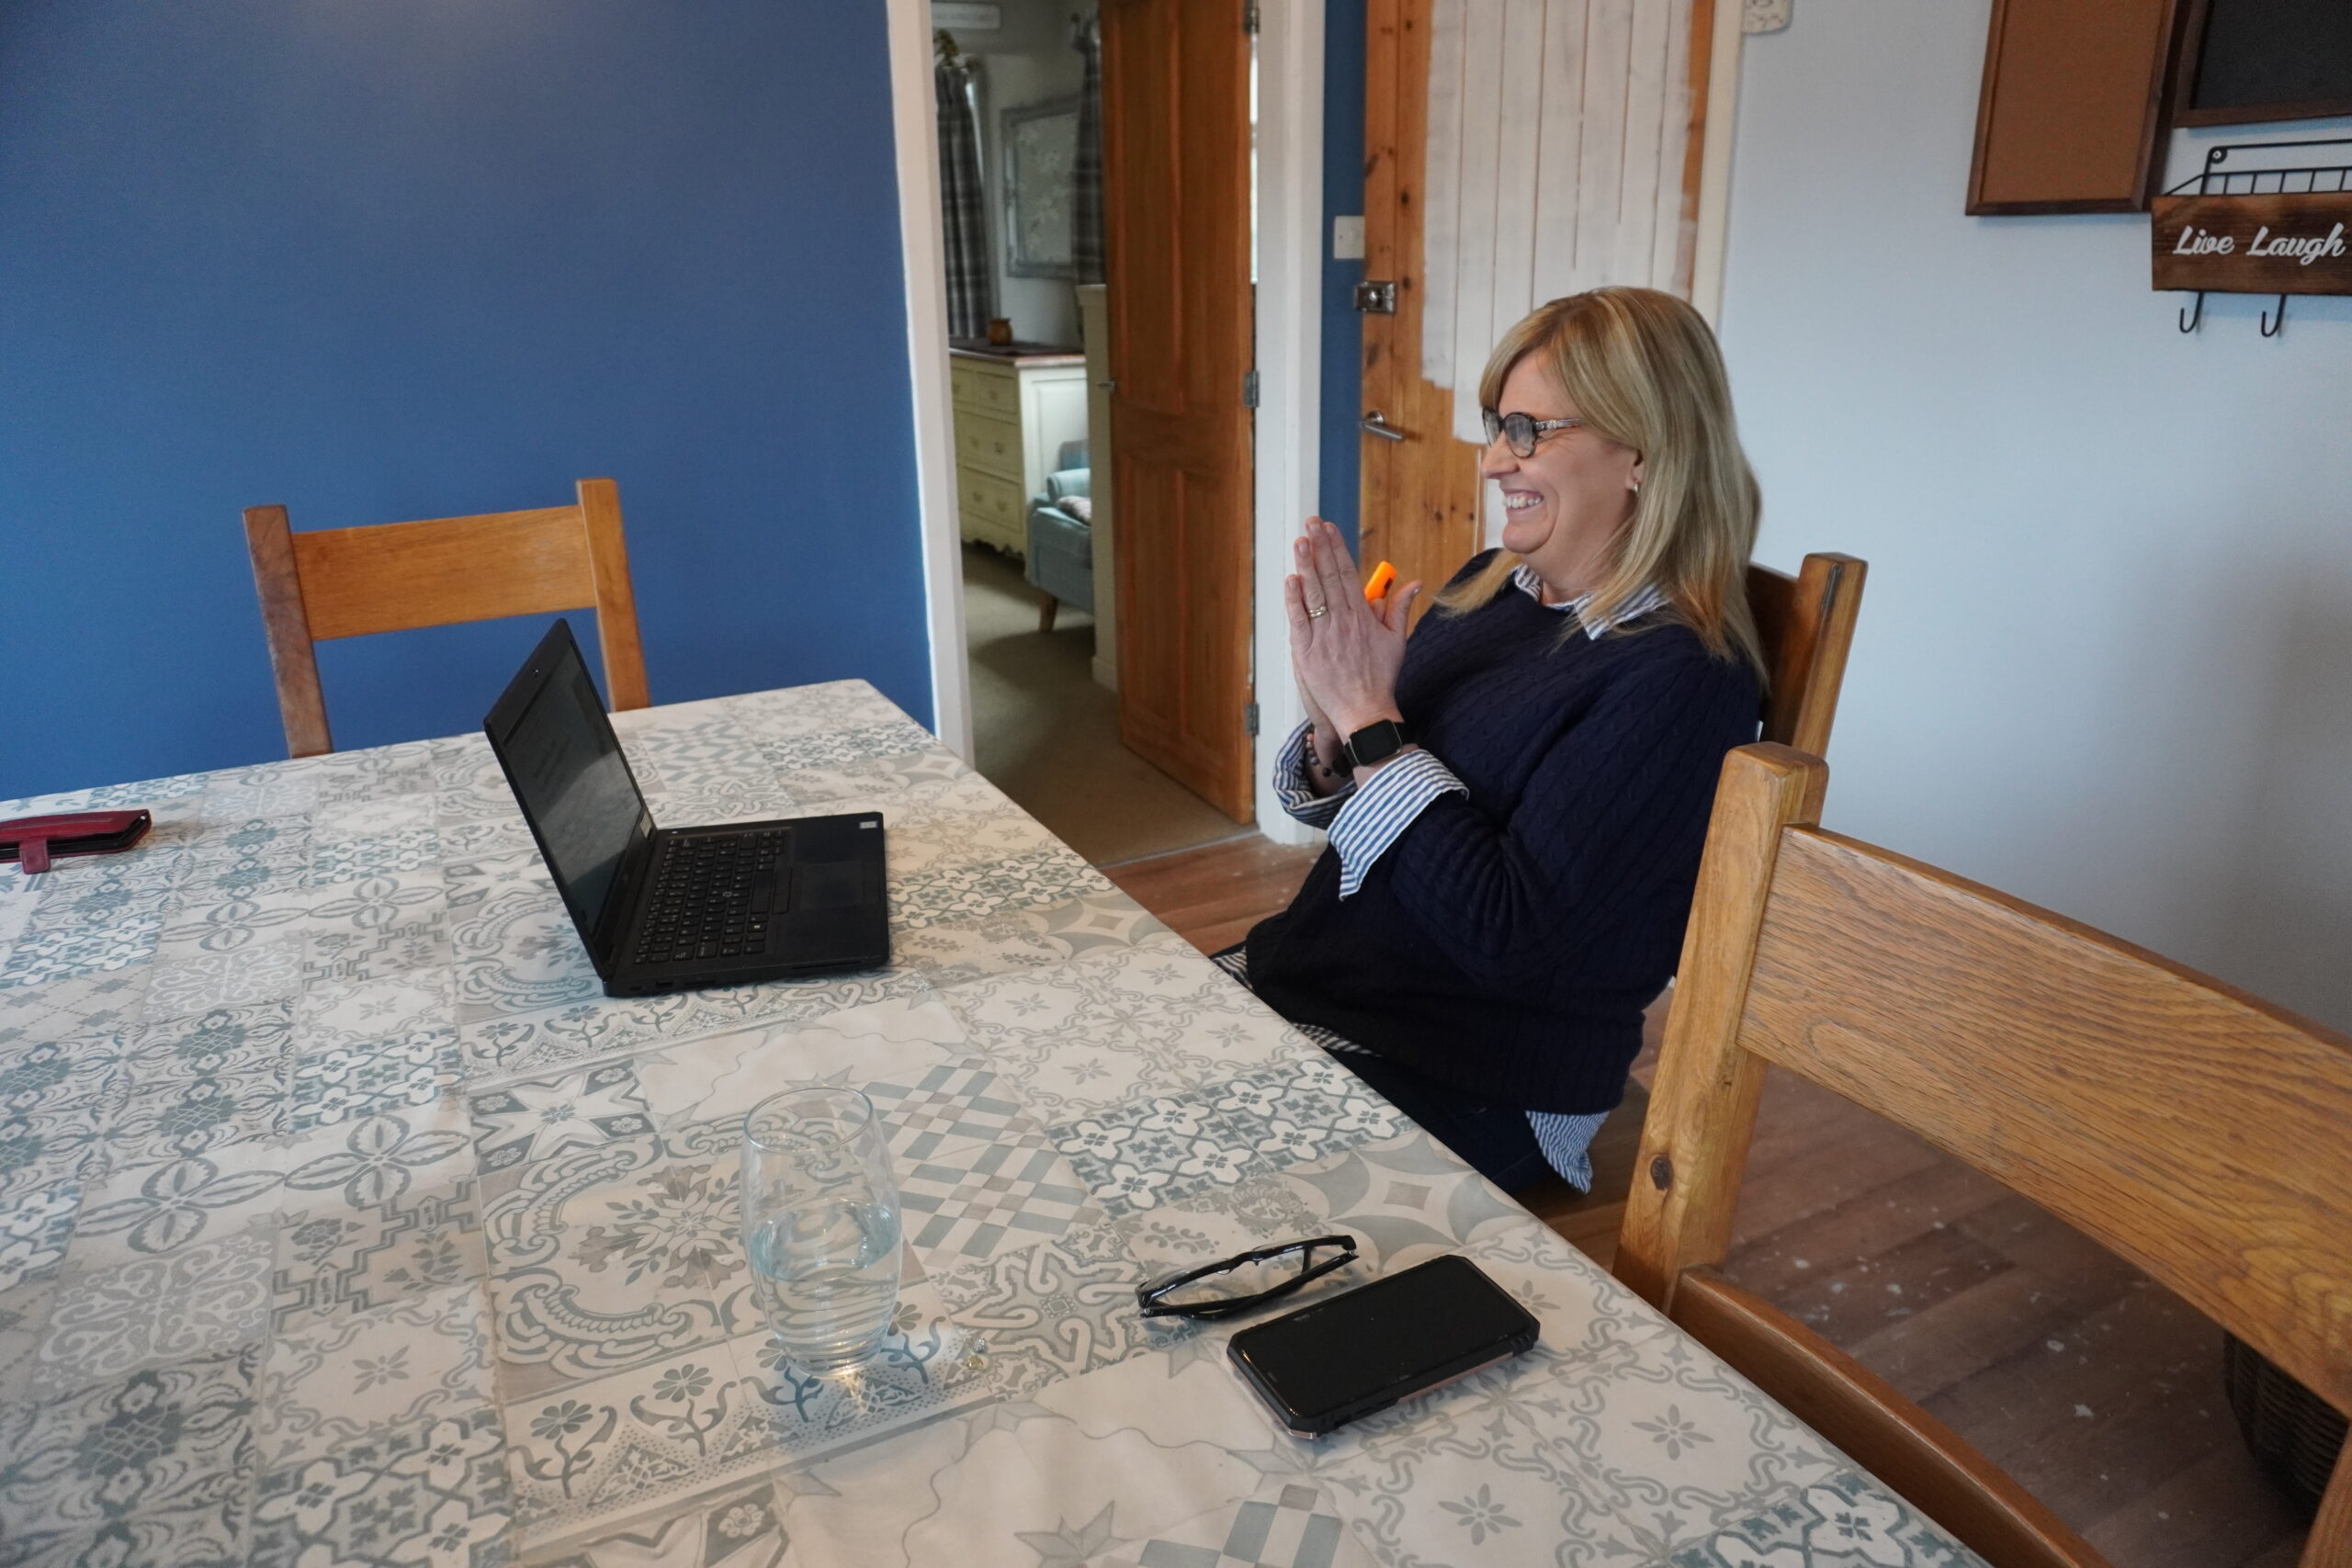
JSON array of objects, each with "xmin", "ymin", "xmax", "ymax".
[{"xmin": 1227, "ymin": 1254, "xmax": 1540, "ymax": 1437}]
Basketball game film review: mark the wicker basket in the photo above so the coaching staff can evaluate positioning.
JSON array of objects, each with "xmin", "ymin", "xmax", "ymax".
[{"xmin": 2222, "ymin": 1332, "xmax": 2347, "ymax": 1517}]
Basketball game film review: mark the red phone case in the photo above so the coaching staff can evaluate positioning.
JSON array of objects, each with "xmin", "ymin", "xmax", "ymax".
[{"xmin": 0, "ymin": 810, "xmax": 153, "ymax": 875}]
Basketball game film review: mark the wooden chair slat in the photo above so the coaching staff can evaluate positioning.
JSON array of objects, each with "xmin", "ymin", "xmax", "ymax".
[
  {"xmin": 242, "ymin": 504, "xmax": 334, "ymax": 758},
  {"xmin": 1749, "ymin": 551, "xmax": 1866, "ymax": 754},
  {"xmin": 577, "ymin": 478, "xmax": 650, "ymax": 712},
  {"xmin": 290, "ymin": 509, "xmax": 598, "ymax": 640},
  {"xmin": 1741, "ymin": 828, "xmax": 2352, "ymax": 1413}
]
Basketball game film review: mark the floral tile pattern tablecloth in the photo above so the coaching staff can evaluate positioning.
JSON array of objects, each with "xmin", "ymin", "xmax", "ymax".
[{"xmin": 0, "ymin": 682, "xmax": 1985, "ymax": 1568}]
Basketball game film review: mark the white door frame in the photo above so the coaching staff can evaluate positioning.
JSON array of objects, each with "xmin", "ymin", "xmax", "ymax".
[
  {"xmin": 1249, "ymin": 0, "xmax": 1325, "ymax": 845},
  {"xmin": 885, "ymin": 0, "xmax": 1328, "ymax": 849},
  {"xmin": 885, "ymin": 0, "xmax": 975, "ymax": 762}
]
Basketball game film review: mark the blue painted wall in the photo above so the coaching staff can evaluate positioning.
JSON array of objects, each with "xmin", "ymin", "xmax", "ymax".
[
  {"xmin": 1318, "ymin": 0, "xmax": 1367, "ymax": 552},
  {"xmin": 0, "ymin": 1, "xmax": 928, "ymax": 800}
]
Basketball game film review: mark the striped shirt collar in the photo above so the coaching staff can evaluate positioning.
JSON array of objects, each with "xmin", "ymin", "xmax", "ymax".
[{"xmin": 1508, "ymin": 562, "xmax": 1668, "ymax": 639}]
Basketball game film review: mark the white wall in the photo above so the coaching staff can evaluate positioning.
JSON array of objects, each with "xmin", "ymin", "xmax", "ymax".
[{"xmin": 1719, "ymin": 1, "xmax": 2352, "ymax": 1031}]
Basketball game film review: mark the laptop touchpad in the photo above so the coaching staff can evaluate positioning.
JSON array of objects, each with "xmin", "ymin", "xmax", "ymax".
[{"xmin": 798, "ymin": 861, "xmax": 871, "ymax": 909}]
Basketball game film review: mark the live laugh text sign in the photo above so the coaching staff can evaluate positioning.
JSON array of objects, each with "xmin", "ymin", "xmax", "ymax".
[{"xmin": 2152, "ymin": 193, "xmax": 2352, "ymax": 295}]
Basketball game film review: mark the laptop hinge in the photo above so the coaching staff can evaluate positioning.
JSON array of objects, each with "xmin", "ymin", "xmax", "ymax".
[{"xmin": 594, "ymin": 814, "xmax": 662, "ymax": 973}]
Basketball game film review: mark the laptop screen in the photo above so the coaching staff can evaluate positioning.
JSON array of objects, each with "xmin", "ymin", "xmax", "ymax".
[{"xmin": 490, "ymin": 629, "xmax": 650, "ymax": 946}]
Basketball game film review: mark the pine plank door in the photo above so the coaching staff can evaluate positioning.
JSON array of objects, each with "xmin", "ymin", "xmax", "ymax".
[
  {"xmin": 1102, "ymin": 0, "xmax": 1256, "ymax": 823},
  {"xmin": 1361, "ymin": 0, "xmax": 1718, "ymax": 608},
  {"xmin": 1361, "ymin": 0, "xmax": 1480, "ymax": 626}
]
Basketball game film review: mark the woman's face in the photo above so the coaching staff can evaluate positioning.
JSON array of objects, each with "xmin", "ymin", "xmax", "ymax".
[{"xmin": 1480, "ymin": 355, "xmax": 1644, "ymax": 596}]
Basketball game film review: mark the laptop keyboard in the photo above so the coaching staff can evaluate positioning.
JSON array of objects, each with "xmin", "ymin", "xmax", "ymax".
[{"xmin": 632, "ymin": 830, "xmax": 786, "ymax": 965}]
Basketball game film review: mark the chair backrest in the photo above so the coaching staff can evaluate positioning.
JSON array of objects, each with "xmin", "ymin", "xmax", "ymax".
[
  {"xmin": 1747, "ymin": 552, "xmax": 1866, "ymax": 755},
  {"xmin": 243, "ymin": 477, "xmax": 648, "ymax": 758},
  {"xmin": 1617, "ymin": 743, "xmax": 2352, "ymax": 1568}
]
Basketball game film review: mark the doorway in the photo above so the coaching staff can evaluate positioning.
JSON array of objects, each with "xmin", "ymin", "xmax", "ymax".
[
  {"xmin": 888, "ymin": 0, "xmax": 1328, "ymax": 850},
  {"xmin": 919, "ymin": 0, "xmax": 1263, "ymax": 866}
]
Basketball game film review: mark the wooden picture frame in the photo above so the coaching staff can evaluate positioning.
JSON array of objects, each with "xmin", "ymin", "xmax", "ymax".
[
  {"xmin": 2170, "ymin": 0, "xmax": 2352, "ymax": 129},
  {"xmin": 1966, "ymin": 0, "xmax": 2191, "ymax": 215}
]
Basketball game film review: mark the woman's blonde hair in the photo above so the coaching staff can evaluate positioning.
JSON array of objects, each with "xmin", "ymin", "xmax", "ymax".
[{"xmin": 1434, "ymin": 287, "xmax": 1764, "ymax": 678}]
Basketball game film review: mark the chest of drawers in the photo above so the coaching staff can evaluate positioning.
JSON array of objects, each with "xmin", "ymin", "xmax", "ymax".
[{"xmin": 949, "ymin": 347, "xmax": 1088, "ymax": 557}]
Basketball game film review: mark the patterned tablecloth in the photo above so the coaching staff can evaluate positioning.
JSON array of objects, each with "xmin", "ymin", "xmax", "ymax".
[{"xmin": 0, "ymin": 682, "xmax": 1984, "ymax": 1568}]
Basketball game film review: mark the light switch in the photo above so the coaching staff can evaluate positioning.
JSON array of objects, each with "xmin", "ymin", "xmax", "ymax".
[{"xmin": 1332, "ymin": 215, "xmax": 1365, "ymax": 261}]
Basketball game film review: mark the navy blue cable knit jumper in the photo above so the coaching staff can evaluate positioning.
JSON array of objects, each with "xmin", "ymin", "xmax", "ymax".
[{"xmin": 1244, "ymin": 551, "xmax": 1761, "ymax": 1116}]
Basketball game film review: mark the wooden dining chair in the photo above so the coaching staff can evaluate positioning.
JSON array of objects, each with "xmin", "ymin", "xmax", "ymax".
[
  {"xmin": 242, "ymin": 478, "xmax": 650, "ymax": 758},
  {"xmin": 1516, "ymin": 551, "xmax": 1868, "ymax": 1266},
  {"xmin": 1613, "ymin": 741, "xmax": 2352, "ymax": 1568}
]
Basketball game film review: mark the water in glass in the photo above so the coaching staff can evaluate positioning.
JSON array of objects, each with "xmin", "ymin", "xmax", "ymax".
[{"xmin": 741, "ymin": 1088, "xmax": 902, "ymax": 1372}]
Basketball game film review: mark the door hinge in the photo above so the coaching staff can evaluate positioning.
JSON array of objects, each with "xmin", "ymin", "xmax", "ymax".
[
  {"xmin": 1243, "ymin": 0, "xmax": 1261, "ymax": 34},
  {"xmin": 1242, "ymin": 369, "xmax": 1260, "ymax": 409},
  {"xmin": 1243, "ymin": 701, "xmax": 1260, "ymax": 737},
  {"xmin": 1353, "ymin": 279, "xmax": 1397, "ymax": 314}
]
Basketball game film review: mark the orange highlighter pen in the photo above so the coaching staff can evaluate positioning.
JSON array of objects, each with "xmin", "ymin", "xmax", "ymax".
[{"xmin": 1363, "ymin": 560, "xmax": 1397, "ymax": 603}]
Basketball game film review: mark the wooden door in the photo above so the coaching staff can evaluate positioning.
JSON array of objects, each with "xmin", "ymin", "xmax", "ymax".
[
  {"xmin": 1361, "ymin": 0, "xmax": 1481, "ymax": 622},
  {"xmin": 1102, "ymin": 0, "xmax": 1255, "ymax": 822},
  {"xmin": 1360, "ymin": 0, "xmax": 1719, "ymax": 611}
]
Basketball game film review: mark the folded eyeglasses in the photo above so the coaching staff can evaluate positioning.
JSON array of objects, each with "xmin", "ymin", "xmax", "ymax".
[{"xmin": 1135, "ymin": 1234, "xmax": 1360, "ymax": 1321}]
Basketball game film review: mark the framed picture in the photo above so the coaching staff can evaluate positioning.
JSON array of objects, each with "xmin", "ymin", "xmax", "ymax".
[{"xmin": 1003, "ymin": 96, "xmax": 1081, "ymax": 279}]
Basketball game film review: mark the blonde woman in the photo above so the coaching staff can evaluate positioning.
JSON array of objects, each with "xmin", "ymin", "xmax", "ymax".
[{"xmin": 1218, "ymin": 287, "xmax": 1766, "ymax": 1192}]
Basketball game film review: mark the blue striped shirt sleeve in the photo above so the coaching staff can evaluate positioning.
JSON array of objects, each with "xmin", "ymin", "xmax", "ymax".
[
  {"xmin": 1525, "ymin": 1110, "xmax": 1607, "ymax": 1191},
  {"xmin": 1272, "ymin": 719, "xmax": 1351, "ymax": 829},
  {"xmin": 1327, "ymin": 747, "xmax": 1469, "ymax": 897}
]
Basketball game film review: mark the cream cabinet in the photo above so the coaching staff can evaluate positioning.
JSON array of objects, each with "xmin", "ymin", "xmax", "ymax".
[{"xmin": 949, "ymin": 348, "xmax": 1088, "ymax": 558}]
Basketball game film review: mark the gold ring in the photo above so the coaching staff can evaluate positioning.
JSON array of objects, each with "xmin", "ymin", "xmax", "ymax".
[{"xmin": 1306, "ymin": 604, "xmax": 1328, "ymax": 619}]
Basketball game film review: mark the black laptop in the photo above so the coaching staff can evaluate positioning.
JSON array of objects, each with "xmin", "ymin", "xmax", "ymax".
[{"xmin": 483, "ymin": 619, "xmax": 889, "ymax": 998}]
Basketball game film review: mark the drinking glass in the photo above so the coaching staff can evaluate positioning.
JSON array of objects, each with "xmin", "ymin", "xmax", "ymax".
[{"xmin": 741, "ymin": 1087, "xmax": 902, "ymax": 1373}]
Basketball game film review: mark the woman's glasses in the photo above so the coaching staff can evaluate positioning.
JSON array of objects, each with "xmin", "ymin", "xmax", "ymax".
[
  {"xmin": 1136, "ymin": 1235, "xmax": 1360, "ymax": 1321},
  {"xmin": 1481, "ymin": 408, "xmax": 1585, "ymax": 457}
]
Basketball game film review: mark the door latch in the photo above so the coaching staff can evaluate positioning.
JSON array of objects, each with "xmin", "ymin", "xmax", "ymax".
[{"xmin": 1353, "ymin": 280, "xmax": 1397, "ymax": 314}]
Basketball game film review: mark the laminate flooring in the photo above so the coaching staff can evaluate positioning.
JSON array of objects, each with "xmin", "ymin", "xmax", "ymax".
[
  {"xmin": 963, "ymin": 543, "xmax": 1242, "ymax": 865},
  {"xmin": 1111, "ymin": 833, "xmax": 2316, "ymax": 1568}
]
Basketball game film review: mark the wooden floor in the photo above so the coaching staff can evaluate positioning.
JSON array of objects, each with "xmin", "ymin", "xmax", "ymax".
[
  {"xmin": 1101, "ymin": 833, "xmax": 1319, "ymax": 957},
  {"xmin": 1108, "ymin": 833, "xmax": 2314, "ymax": 1568}
]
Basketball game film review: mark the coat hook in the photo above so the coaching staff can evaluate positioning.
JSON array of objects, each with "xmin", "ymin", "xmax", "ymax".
[
  {"xmin": 2178, "ymin": 292, "xmax": 2205, "ymax": 333},
  {"xmin": 2260, "ymin": 294, "xmax": 2288, "ymax": 337}
]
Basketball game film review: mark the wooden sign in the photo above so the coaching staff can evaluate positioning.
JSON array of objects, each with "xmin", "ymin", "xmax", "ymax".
[{"xmin": 2152, "ymin": 192, "xmax": 2352, "ymax": 293}]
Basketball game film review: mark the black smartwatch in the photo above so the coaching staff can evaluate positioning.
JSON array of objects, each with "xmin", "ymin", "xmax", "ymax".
[{"xmin": 1339, "ymin": 718, "xmax": 1410, "ymax": 772}]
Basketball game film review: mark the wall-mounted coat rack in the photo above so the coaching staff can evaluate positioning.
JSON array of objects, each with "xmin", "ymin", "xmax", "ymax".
[{"xmin": 2153, "ymin": 136, "xmax": 2352, "ymax": 339}]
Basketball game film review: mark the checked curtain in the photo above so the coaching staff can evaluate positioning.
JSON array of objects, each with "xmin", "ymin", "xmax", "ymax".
[
  {"xmin": 935, "ymin": 35, "xmax": 992, "ymax": 342},
  {"xmin": 1070, "ymin": 14, "xmax": 1104, "ymax": 287}
]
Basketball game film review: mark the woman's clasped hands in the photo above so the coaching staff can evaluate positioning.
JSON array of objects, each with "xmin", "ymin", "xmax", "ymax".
[{"xmin": 1284, "ymin": 516, "xmax": 1422, "ymax": 783}]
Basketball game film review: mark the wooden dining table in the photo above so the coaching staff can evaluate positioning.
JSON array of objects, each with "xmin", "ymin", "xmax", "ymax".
[{"xmin": 0, "ymin": 680, "xmax": 1989, "ymax": 1568}]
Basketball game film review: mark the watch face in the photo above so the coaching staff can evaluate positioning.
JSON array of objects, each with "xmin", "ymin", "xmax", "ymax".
[{"xmin": 1345, "ymin": 721, "xmax": 1406, "ymax": 770}]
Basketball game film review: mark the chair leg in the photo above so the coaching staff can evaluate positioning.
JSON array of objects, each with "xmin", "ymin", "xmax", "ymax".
[{"xmin": 1038, "ymin": 594, "xmax": 1058, "ymax": 634}]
